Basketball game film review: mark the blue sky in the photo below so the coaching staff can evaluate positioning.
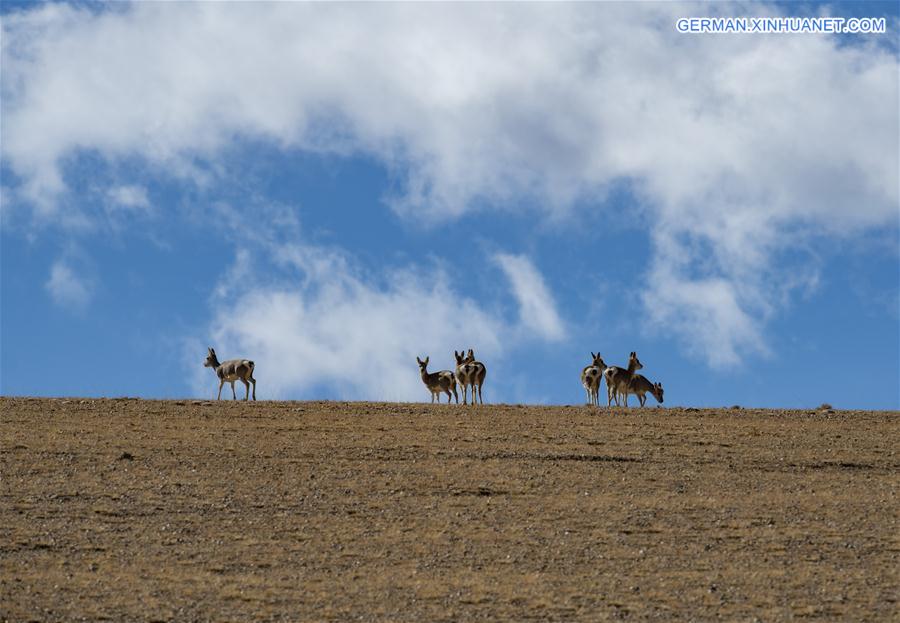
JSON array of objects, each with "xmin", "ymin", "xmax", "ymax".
[{"xmin": 2, "ymin": 1, "xmax": 898, "ymax": 408}]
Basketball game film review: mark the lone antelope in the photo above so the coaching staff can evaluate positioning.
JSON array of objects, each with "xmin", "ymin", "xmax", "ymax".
[
  {"xmin": 603, "ymin": 351, "xmax": 643, "ymax": 407},
  {"xmin": 455, "ymin": 349, "xmax": 487, "ymax": 405},
  {"xmin": 417, "ymin": 356, "xmax": 458, "ymax": 404},
  {"xmin": 204, "ymin": 347, "xmax": 257, "ymax": 401},
  {"xmin": 623, "ymin": 374, "xmax": 664, "ymax": 407},
  {"xmin": 580, "ymin": 352, "xmax": 607, "ymax": 407}
]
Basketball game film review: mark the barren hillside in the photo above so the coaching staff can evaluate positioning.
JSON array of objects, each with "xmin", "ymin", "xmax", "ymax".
[{"xmin": 1, "ymin": 398, "xmax": 898, "ymax": 621}]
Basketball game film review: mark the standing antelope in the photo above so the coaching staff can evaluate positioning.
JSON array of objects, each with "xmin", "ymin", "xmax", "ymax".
[
  {"xmin": 455, "ymin": 349, "xmax": 487, "ymax": 405},
  {"xmin": 623, "ymin": 374, "xmax": 664, "ymax": 407},
  {"xmin": 603, "ymin": 351, "xmax": 643, "ymax": 407},
  {"xmin": 417, "ymin": 356, "xmax": 458, "ymax": 404},
  {"xmin": 465, "ymin": 349, "xmax": 487, "ymax": 405},
  {"xmin": 581, "ymin": 352, "xmax": 607, "ymax": 407},
  {"xmin": 204, "ymin": 347, "xmax": 257, "ymax": 401}
]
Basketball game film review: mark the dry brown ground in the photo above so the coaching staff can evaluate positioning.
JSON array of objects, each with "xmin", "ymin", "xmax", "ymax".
[{"xmin": 1, "ymin": 397, "xmax": 898, "ymax": 622}]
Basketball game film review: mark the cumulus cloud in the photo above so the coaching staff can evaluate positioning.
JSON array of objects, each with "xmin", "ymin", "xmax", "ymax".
[
  {"xmin": 3, "ymin": 2, "xmax": 897, "ymax": 367},
  {"xmin": 45, "ymin": 260, "xmax": 91, "ymax": 310},
  {"xmin": 197, "ymin": 243, "xmax": 566, "ymax": 401}
]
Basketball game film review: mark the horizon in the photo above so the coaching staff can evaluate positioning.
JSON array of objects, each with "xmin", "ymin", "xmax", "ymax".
[
  {"xmin": 1, "ymin": 396, "xmax": 894, "ymax": 414},
  {"xmin": 2, "ymin": 1, "xmax": 898, "ymax": 410}
]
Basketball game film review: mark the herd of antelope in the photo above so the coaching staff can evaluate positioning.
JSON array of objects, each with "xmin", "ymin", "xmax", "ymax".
[
  {"xmin": 203, "ymin": 346, "xmax": 663, "ymax": 407},
  {"xmin": 580, "ymin": 351, "xmax": 664, "ymax": 407},
  {"xmin": 417, "ymin": 349, "xmax": 487, "ymax": 405}
]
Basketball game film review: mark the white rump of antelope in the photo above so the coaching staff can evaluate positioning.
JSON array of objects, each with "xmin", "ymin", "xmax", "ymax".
[{"xmin": 204, "ymin": 347, "xmax": 257, "ymax": 401}]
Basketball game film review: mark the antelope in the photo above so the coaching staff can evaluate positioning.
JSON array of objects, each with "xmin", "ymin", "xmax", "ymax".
[
  {"xmin": 455, "ymin": 349, "xmax": 487, "ymax": 405},
  {"xmin": 465, "ymin": 349, "xmax": 487, "ymax": 405},
  {"xmin": 603, "ymin": 351, "xmax": 643, "ymax": 407},
  {"xmin": 417, "ymin": 356, "xmax": 458, "ymax": 404},
  {"xmin": 623, "ymin": 374, "xmax": 664, "ymax": 407},
  {"xmin": 580, "ymin": 352, "xmax": 607, "ymax": 407},
  {"xmin": 204, "ymin": 347, "xmax": 257, "ymax": 401}
]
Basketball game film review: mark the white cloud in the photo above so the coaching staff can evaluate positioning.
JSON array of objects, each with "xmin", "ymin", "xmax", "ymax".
[
  {"xmin": 3, "ymin": 2, "xmax": 897, "ymax": 367},
  {"xmin": 106, "ymin": 184, "xmax": 150, "ymax": 212},
  {"xmin": 494, "ymin": 252, "xmax": 566, "ymax": 342},
  {"xmin": 45, "ymin": 260, "xmax": 91, "ymax": 310},
  {"xmin": 197, "ymin": 243, "xmax": 562, "ymax": 401},
  {"xmin": 643, "ymin": 260, "xmax": 770, "ymax": 368}
]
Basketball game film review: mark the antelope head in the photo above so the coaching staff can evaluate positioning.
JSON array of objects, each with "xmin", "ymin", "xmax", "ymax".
[
  {"xmin": 204, "ymin": 347, "xmax": 219, "ymax": 368},
  {"xmin": 628, "ymin": 351, "xmax": 643, "ymax": 373}
]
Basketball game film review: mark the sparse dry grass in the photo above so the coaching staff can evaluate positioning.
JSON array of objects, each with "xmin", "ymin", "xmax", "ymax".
[{"xmin": 1, "ymin": 397, "xmax": 898, "ymax": 621}]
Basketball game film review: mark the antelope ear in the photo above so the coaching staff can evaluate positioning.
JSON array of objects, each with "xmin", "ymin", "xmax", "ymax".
[
  {"xmin": 208, "ymin": 347, "xmax": 215, "ymax": 355},
  {"xmin": 416, "ymin": 357, "xmax": 422, "ymax": 364},
  {"xmin": 424, "ymin": 356, "xmax": 429, "ymax": 365},
  {"xmin": 590, "ymin": 352, "xmax": 595, "ymax": 359}
]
